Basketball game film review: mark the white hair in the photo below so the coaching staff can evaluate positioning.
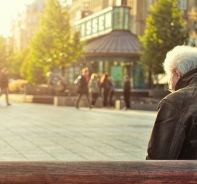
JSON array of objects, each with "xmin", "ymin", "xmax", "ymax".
[{"xmin": 163, "ymin": 45, "xmax": 197, "ymax": 76}]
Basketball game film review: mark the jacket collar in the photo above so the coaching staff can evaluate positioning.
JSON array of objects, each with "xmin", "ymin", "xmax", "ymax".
[{"xmin": 175, "ymin": 68, "xmax": 197, "ymax": 91}]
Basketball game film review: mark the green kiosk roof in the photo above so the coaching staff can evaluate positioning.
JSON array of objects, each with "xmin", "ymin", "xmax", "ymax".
[{"xmin": 84, "ymin": 30, "xmax": 141, "ymax": 57}]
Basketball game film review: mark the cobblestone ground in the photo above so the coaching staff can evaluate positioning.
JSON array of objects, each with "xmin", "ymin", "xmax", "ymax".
[{"xmin": 0, "ymin": 100, "xmax": 156, "ymax": 161}]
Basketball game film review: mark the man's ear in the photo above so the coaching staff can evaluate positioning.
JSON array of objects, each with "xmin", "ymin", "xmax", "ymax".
[{"xmin": 173, "ymin": 69, "xmax": 181, "ymax": 79}]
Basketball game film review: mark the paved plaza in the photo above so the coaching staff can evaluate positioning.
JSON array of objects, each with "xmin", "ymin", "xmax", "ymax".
[{"xmin": 0, "ymin": 100, "xmax": 157, "ymax": 161}]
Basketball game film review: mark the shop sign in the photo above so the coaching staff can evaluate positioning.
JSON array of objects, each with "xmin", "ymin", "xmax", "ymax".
[
  {"xmin": 80, "ymin": 11, "xmax": 112, "ymax": 38},
  {"xmin": 74, "ymin": 6, "xmax": 130, "ymax": 40}
]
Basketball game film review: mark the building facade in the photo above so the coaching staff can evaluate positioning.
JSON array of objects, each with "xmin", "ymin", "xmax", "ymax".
[
  {"xmin": 10, "ymin": 0, "xmax": 45, "ymax": 51},
  {"xmin": 186, "ymin": 0, "xmax": 197, "ymax": 46},
  {"xmin": 69, "ymin": 0, "xmax": 158, "ymax": 36},
  {"xmin": 70, "ymin": 0, "xmax": 197, "ymax": 39}
]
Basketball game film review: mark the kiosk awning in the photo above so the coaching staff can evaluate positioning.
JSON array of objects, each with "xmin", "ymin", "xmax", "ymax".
[{"xmin": 84, "ymin": 30, "xmax": 141, "ymax": 57}]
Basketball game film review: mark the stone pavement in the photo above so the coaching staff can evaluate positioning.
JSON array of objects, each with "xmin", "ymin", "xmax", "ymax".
[{"xmin": 0, "ymin": 100, "xmax": 157, "ymax": 161}]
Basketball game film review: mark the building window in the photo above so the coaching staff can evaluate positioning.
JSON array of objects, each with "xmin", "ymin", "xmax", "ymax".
[
  {"xmin": 188, "ymin": 38, "xmax": 196, "ymax": 47},
  {"xmin": 116, "ymin": 0, "xmax": 121, "ymax": 6},
  {"xmin": 83, "ymin": 2, "xmax": 89, "ymax": 10},
  {"xmin": 114, "ymin": 0, "xmax": 127, "ymax": 6},
  {"xmin": 178, "ymin": 0, "xmax": 187, "ymax": 10},
  {"xmin": 33, "ymin": 5, "xmax": 37, "ymax": 12},
  {"xmin": 147, "ymin": 0, "xmax": 153, "ymax": 11},
  {"xmin": 127, "ymin": 0, "xmax": 133, "ymax": 7}
]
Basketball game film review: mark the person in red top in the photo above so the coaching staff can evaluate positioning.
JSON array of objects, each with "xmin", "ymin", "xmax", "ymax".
[
  {"xmin": 100, "ymin": 72, "xmax": 111, "ymax": 107},
  {"xmin": 75, "ymin": 67, "xmax": 91, "ymax": 109}
]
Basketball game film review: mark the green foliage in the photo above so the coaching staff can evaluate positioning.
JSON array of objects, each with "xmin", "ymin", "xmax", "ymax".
[
  {"xmin": 9, "ymin": 79, "xmax": 28, "ymax": 93},
  {"xmin": 20, "ymin": 49, "xmax": 46, "ymax": 85},
  {"xmin": 7, "ymin": 46, "xmax": 45, "ymax": 84},
  {"xmin": 7, "ymin": 47, "xmax": 29, "ymax": 79},
  {"xmin": 30, "ymin": 0, "xmax": 84, "ymax": 76},
  {"xmin": 139, "ymin": 0, "xmax": 188, "ymax": 75},
  {"xmin": 0, "ymin": 36, "xmax": 31, "ymax": 80}
]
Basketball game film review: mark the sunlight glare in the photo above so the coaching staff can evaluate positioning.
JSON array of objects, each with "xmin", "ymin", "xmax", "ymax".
[
  {"xmin": 0, "ymin": 0, "xmax": 72, "ymax": 37},
  {"xmin": 0, "ymin": 0, "xmax": 34, "ymax": 37}
]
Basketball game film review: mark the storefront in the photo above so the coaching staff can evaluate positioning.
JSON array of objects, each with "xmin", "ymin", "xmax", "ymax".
[
  {"xmin": 84, "ymin": 30, "xmax": 146, "ymax": 89},
  {"xmin": 68, "ymin": 6, "xmax": 147, "ymax": 89}
]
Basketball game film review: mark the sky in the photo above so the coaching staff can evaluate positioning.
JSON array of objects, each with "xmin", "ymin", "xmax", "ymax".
[
  {"xmin": 0, "ymin": 0, "xmax": 35, "ymax": 37},
  {"xmin": 0, "ymin": 0, "xmax": 72, "ymax": 37}
]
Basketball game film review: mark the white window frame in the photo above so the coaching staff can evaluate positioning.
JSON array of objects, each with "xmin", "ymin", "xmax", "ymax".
[
  {"xmin": 195, "ymin": 0, "xmax": 197, "ymax": 8},
  {"xmin": 147, "ymin": 0, "xmax": 153, "ymax": 11},
  {"xmin": 178, "ymin": 0, "xmax": 187, "ymax": 10}
]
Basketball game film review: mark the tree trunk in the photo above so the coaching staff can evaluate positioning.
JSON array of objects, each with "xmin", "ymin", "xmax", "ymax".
[{"xmin": 61, "ymin": 66, "xmax": 65, "ymax": 76}]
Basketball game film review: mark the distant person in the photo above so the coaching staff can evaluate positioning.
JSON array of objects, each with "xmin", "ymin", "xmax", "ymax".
[
  {"xmin": 123, "ymin": 75, "xmax": 131, "ymax": 110},
  {"xmin": 108, "ymin": 76, "xmax": 115, "ymax": 107},
  {"xmin": 0, "ymin": 68, "xmax": 11, "ymax": 106},
  {"xmin": 88, "ymin": 73, "xmax": 100, "ymax": 107},
  {"xmin": 100, "ymin": 72, "xmax": 111, "ymax": 107},
  {"xmin": 75, "ymin": 67, "xmax": 91, "ymax": 109}
]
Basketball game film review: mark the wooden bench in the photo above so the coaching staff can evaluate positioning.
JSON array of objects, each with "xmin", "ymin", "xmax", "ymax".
[{"xmin": 0, "ymin": 161, "xmax": 196, "ymax": 183}]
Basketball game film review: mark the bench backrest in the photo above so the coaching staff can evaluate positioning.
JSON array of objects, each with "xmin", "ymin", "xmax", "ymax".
[{"xmin": 1, "ymin": 161, "xmax": 196, "ymax": 183}]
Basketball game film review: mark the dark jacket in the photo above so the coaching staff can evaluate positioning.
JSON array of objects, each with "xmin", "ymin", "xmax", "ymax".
[
  {"xmin": 124, "ymin": 81, "xmax": 131, "ymax": 94},
  {"xmin": 0, "ymin": 73, "xmax": 9, "ymax": 88},
  {"xmin": 101, "ymin": 78, "xmax": 111, "ymax": 91},
  {"xmin": 147, "ymin": 68, "xmax": 197, "ymax": 160},
  {"xmin": 77, "ymin": 75, "xmax": 88, "ymax": 94}
]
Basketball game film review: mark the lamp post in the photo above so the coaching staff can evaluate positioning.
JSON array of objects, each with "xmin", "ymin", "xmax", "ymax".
[
  {"xmin": 194, "ymin": 21, "xmax": 197, "ymax": 33},
  {"xmin": 194, "ymin": 21, "xmax": 197, "ymax": 47}
]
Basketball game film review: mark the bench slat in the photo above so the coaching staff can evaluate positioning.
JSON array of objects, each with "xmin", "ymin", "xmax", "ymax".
[{"xmin": 0, "ymin": 161, "xmax": 196, "ymax": 183}]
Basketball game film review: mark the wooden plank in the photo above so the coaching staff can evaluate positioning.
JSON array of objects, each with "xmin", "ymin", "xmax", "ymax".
[{"xmin": 0, "ymin": 161, "xmax": 196, "ymax": 183}]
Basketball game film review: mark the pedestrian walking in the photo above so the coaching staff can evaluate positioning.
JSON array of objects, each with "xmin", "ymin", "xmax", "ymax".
[
  {"xmin": 123, "ymin": 75, "xmax": 131, "ymax": 110},
  {"xmin": 100, "ymin": 72, "xmax": 111, "ymax": 107},
  {"xmin": 147, "ymin": 45, "xmax": 197, "ymax": 160},
  {"xmin": 0, "ymin": 67, "xmax": 11, "ymax": 106},
  {"xmin": 108, "ymin": 76, "xmax": 115, "ymax": 107},
  {"xmin": 88, "ymin": 73, "xmax": 100, "ymax": 107},
  {"xmin": 75, "ymin": 67, "xmax": 91, "ymax": 109}
]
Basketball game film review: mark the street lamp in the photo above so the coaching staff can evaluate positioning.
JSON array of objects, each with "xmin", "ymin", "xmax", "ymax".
[{"xmin": 194, "ymin": 21, "xmax": 197, "ymax": 33}]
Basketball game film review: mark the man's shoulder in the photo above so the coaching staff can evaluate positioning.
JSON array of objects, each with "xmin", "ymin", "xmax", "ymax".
[
  {"xmin": 160, "ymin": 87, "xmax": 196, "ymax": 110},
  {"xmin": 163, "ymin": 88, "xmax": 186, "ymax": 100}
]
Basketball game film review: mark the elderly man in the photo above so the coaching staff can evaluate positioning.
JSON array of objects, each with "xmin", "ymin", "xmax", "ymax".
[{"xmin": 147, "ymin": 45, "xmax": 197, "ymax": 160}]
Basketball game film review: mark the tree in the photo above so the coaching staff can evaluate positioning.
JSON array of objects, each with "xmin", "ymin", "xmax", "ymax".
[
  {"xmin": 31, "ymin": 0, "xmax": 84, "ymax": 76},
  {"xmin": 7, "ymin": 47, "xmax": 29, "ymax": 79},
  {"xmin": 139, "ymin": 0, "xmax": 188, "ymax": 87},
  {"xmin": 20, "ymin": 49, "xmax": 46, "ymax": 85},
  {"xmin": 0, "ymin": 37, "xmax": 32, "ymax": 80}
]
